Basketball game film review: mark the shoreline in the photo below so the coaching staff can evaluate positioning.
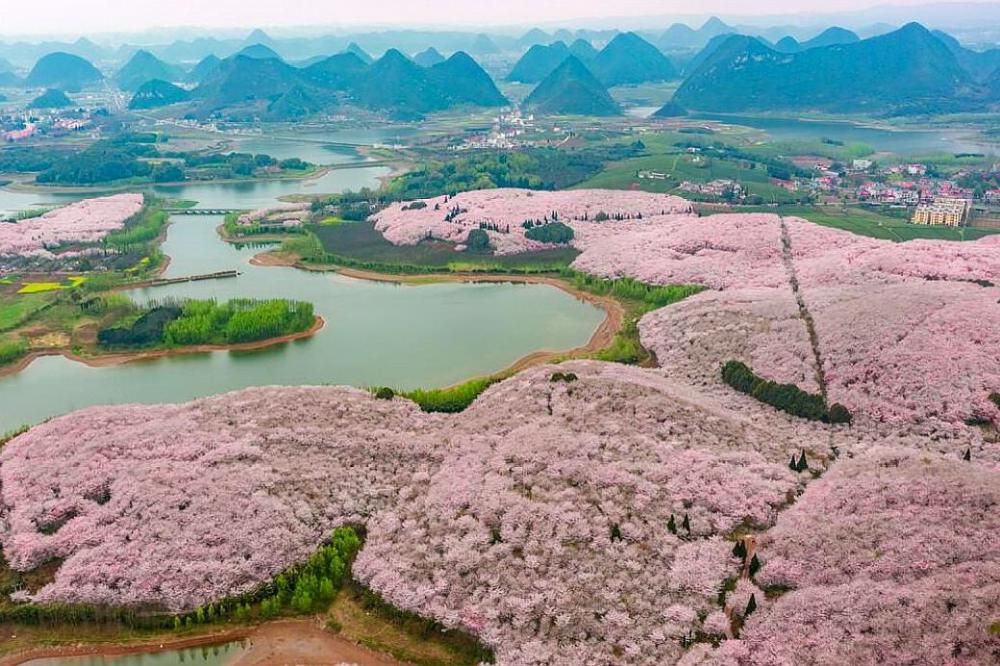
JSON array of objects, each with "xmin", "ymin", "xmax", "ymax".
[
  {"xmin": 0, "ymin": 628, "xmax": 252, "ymax": 666},
  {"xmin": 0, "ymin": 316, "xmax": 325, "ymax": 380},
  {"xmin": 0, "ymin": 618, "xmax": 404, "ymax": 666},
  {"xmin": 251, "ymin": 251, "xmax": 625, "ymax": 375},
  {"xmin": 1, "ymin": 167, "xmax": 335, "ymax": 196}
]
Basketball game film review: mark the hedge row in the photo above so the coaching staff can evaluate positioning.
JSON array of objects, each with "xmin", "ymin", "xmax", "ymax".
[{"xmin": 721, "ymin": 360, "xmax": 852, "ymax": 424}]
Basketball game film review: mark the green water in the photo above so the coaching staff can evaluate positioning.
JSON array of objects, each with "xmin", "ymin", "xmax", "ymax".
[
  {"xmin": 0, "ymin": 215, "xmax": 604, "ymax": 431},
  {"xmin": 25, "ymin": 641, "xmax": 246, "ymax": 665}
]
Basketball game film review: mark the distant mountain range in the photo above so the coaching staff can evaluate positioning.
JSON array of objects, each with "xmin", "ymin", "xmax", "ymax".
[
  {"xmin": 509, "ymin": 32, "xmax": 676, "ymax": 87},
  {"xmin": 673, "ymin": 23, "xmax": 989, "ymax": 115},
  {"xmin": 171, "ymin": 48, "xmax": 507, "ymax": 120},
  {"xmin": 524, "ymin": 56, "xmax": 621, "ymax": 116},
  {"xmin": 658, "ymin": 17, "xmax": 734, "ymax": 51},
  {"xmin": 772, "ymin": 27, "xmax": 860, "ymax": 53}
]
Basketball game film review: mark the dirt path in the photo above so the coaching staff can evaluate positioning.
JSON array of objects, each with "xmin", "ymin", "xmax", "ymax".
[
  {"xmin": 232, "ymin": 619, "xmax": 404, "ymax": 666},
  {"xmin": 778, "ymin": 218, "xmax": 828, "ymax": 400}
]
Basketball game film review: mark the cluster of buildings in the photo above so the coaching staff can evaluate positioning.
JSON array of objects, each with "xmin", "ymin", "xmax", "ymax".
[
  {"xmin": 2, "ymin": 110, "xmax": 93, "ymax": 143},
  {"xmin": 912, "ymin": 197, "xmax": 972, "ymax": 227},
  {"xmin": 452, "ymin": 107, "xmax": 539, "ymax": 151},
  {"xmin": 678, "ymin": 179, "xmax": 744, "ymax": 198}
]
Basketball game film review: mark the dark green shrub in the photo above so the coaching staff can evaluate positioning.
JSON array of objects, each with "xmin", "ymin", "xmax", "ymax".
[
  {"xmin": 465, "ymin": 228, "xmax": 491, "ymax": 253},
  {"xmin": 373, "ymin": 387, "xmax": 395, "ymax": 400},
  {"xmin": 97, "ymin": 305, "xmax": 182, "ymax": 347},
  {"xmin": 549, "ymin": 371, "xmax": 578, "ymax": 383},
  {"xmin": 827, "ymin": 403, "xmax": 853, "ymax": 424},
  {"xmin": 721, "ymin": 360, "xmax": 852, "ymax": 424},
  {"xmin": 525, "ymin": 221, "xmax": 574, "ymax": 244}
]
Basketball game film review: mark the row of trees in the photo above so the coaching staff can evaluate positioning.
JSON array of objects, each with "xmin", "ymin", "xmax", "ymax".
[
  {"xmin": 173, "ymin": 527, "xmax": 362, "ymax": 629},
  {"xmin": 721, "ymin": 360, "xmax": 852, "ymax": 424},
  {"xmin": 0, "ymin": 527, "xmax": 363, "ymax": 629},
  {"xmin": 163, "ymin": 298, "xmax": 315, "ymax": 346},
  {"xmin": 97, "ymin": 299, "xmax": 314, "ymax": 349},
  {"xmin": 565, "ymin": 271, "xmax": 705, "ymax": 308},
  {"xmin": 103, "ymin": 208, "xmax": 167, "ymax": 254}
]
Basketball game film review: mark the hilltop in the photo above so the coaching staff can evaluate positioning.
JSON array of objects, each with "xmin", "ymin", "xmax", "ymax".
[
  {"xmin": 673, "ymin": 23, "xmax": 980, "ymax": 114},
  {"xmin": 524, "ymin": 55, "xmax": 621, "ymax": 116},
  {"xmin": 343, "ymin": 42, "xmax": 373, "ymax": 64},
  {"xmin": 413, "ymin": 47, "xmax": 446, "ymax": 67},
  {"xmin": 128, "ymin": 79, "xmax": 190, "ymax": 109},
  {"xmin": 590, "ymin": 32, "xmax": 677, "ymax": 86},
  {"xmin": 29, "ymin": 88, "xmax": 73, "ymax": 108},
  {"xmin": 26, "ymin": 52, "xmax": 103, "ymax": 90},
  {"xmin": 186, "ymin": 55, "xmax": 221, "ymax": 84},
  {"xmin": 659, "ymin": 16, "xmax": 734, "ymax": 50},
  {"xmin": 237, "ymin": 43, "xmax": 283, "ymax": 60},
  {"xmin": 116, "ymin": 50, "xmax": 185, "ymax": 91},
  {"xmin": 569, "ymin": 39, "xmax": 598, "ymax": 62},
  {"xmin": 507, "ymin": 42, "xmax": 570, "ymax": 83}
]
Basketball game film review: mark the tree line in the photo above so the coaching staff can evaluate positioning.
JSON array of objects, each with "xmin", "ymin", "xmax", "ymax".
[{"xmin": 721, "ymin": 360, "xmax": 852, "ymax": 424}]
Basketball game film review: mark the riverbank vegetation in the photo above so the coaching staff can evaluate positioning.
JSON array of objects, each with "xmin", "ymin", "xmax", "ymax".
[
  {"xmin": 565, "ymin": 272, "xmax": 705, "ymax": 364},
  {"xmin": 365, "ymin": 275, "xmax": 705, "ymax": 413},
  {"xmin": 373, "ymin": 376, "xmax": 499, "ymax": 413}
]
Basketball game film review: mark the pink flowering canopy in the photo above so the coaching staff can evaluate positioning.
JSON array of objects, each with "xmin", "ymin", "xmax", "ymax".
[
  {"xmin": 2, "ymin": 188, "xmax": 1000, "ymax": 664},
  {"xmin": 0, "ymin": 193, "xmax": 143, "ymax": 259}
]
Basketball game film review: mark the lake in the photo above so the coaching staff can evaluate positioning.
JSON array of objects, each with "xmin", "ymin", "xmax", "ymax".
[
  {"xmin": 0, "ymin": 213, "xmax": 604, "ymax": 432},
  {"xmin": 688, "ymin": 113, "xmax": 999, "ymax": 156}
]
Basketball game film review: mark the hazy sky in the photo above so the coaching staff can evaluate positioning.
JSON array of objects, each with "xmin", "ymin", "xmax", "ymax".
[{"xmin": 3, "ymin": 0, "xmax": 937, "ymax": 36}]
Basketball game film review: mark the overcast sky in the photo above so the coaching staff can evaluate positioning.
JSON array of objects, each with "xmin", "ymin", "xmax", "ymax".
[{"xmin": 1, "ymin": 0, "xmax": 943, "ymax": 36}]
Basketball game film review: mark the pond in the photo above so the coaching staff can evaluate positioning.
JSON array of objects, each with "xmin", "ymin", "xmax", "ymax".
[
  {"xmin": 0, "ymin": 214, "xmax": 604, "ymax": 432},
  {"xmin": 688, "ymin": 113, "xmax": 999, "ymax": 156},
  {"xmin": 25, "ymin": 641, "xmax": 246, "ymax": 666}
]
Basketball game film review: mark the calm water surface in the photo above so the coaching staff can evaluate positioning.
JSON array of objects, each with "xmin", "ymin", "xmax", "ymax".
[{"xmin": 0, "ymin": 214, "xmax": 603, "ymax": 431}]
